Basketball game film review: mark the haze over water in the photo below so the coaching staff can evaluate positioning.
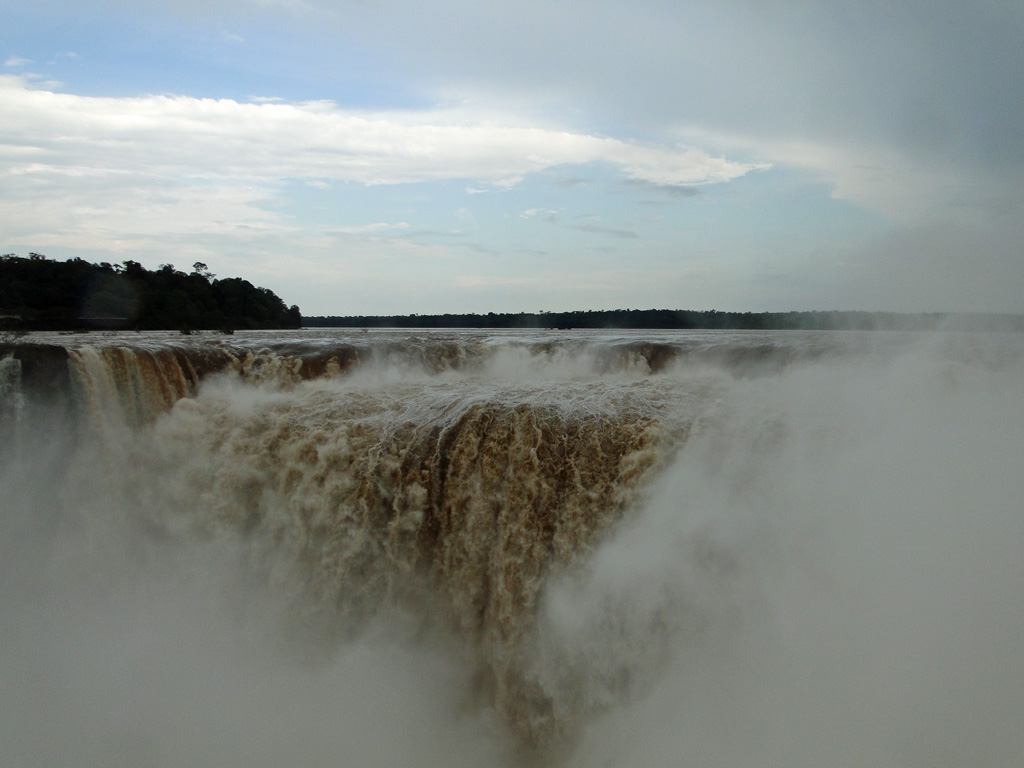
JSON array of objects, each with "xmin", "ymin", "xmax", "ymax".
[{"xmin": 2, "ymin": 328, "xmax": 1023, "ymax": 766}]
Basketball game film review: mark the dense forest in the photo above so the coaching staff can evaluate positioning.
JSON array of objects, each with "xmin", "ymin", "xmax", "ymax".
[
  {"xmin": 0, "ymin": 253, "xmax": 301, "ymax": 331},
  {"xmin": 305, "ymin": 309, "xmax": 1024, "ymax": 331}
]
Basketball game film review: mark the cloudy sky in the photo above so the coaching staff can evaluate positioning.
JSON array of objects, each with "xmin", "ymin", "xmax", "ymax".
[{"xmin": 2, "ymin": 0, "xmax": 1022, "ymax": 315}]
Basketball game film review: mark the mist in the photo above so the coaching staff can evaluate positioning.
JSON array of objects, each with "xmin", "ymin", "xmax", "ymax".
[
  {"xmin": 2, "ymin": 330, "xmax": 1022, "ymax": 766},
  {"xmin": 554, "ymin": 335, "xmax": 1024, "ymax": 766}
]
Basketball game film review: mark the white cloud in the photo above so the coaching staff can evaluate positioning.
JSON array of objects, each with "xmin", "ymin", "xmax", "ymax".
[
  {"xmin": 669, "ymin": 124, "xmax": 1001, "ymax": 224},
  {"xmin": 4, "ymin": 56, "xmax": 32, "ymax": 68},
  {"xmin": 328, "ymin": 222, "xmax": 408, "ymax": 235},
  {"xmin": 0, "ymin": 76, "xmax": 763, "ymax": 190},
  {"xmin": 520, "ymin": 208, "xmax": 560, "ymax": 219},
  {"xmin": 0, "ymin": 178, "xmax": 290, "ymax": 250},
  {"xmin": 0, "ymin": 74, "xmax": 766, "ymax": 289}
]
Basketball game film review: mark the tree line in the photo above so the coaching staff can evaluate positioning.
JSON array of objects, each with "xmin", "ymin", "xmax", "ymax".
[
  {"xmin": 305, "ymin": 308, "xmax": 1024, "ymax": 331},
  {"xmin": 0, "ymin": 253, "xmax": 302, "ymax": 331}
]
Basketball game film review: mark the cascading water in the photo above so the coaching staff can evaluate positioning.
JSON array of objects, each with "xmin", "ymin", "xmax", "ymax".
[
  {"xmin": 0, "ymin": 353, "xmax": 24, "ymax": 430},
  {"xmin": 2, "ymin": 328, "xmax": 1024, "ymax": 767}
]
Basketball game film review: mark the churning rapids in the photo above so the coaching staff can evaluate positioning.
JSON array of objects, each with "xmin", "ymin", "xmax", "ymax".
[{"xmin": 2, "ymin": 328, "xmax": 1023, "ymax": 767}]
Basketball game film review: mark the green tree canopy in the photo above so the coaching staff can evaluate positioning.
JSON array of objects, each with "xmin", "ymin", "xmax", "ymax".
[{"xmin": 0, "ymin": 253, "xmax": 301, "ymax": 331}]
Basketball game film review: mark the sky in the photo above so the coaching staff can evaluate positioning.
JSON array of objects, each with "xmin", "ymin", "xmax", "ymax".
[{"xmin": 2, "ymin": 0, "xmax": 1022, "ymax": 316}]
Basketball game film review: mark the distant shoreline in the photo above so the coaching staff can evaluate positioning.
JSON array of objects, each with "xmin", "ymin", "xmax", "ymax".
[{"xmin": 304, "ymin": 309, "xmax": 1024, "ymax": 332}]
